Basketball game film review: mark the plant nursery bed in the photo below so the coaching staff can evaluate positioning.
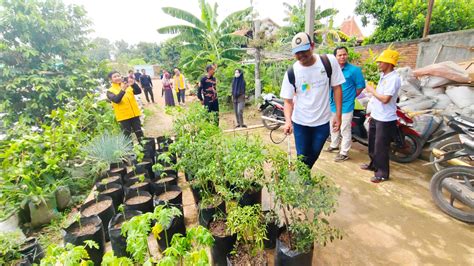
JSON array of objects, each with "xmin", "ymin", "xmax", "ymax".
[{"xmin": 81, "ymin": 200, "xmax": 113, "ymax": 217}]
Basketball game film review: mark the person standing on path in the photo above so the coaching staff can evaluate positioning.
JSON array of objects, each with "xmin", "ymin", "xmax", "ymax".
[
  {"xmin": 173, "ymin": 68, "xmax": 186, "ymax": 105},
  {"xmin": 280, "ymin": 32, "xmax": 345, "ymax": 169},
  {"xmin": 231, "ymin": 69, "xmax": 247, "ymax": 128},
  {"xmin": 134, "ymin": 69, "xmax": 141, "ymax": 83},
  {"xmin": 326, "ymin": 46, "xmax": 366, "ymax": 162},
  {"xmin": 162, "ymin": 71, "xmax": 175, "ymax": 107},
  {"xmin": 139, "ymin": 69, "xmax": 155, "ymax": 103},
  {"xmin": 361, "ymin": 49, "xmax": 401, "ymax": 183},
  {"xmin": 198, "ymin": 64, "xmax": 219, "ymax": 125},
  {"xmin": 107, "ymin": 71, "xmax": 143, "ymax": 141}
]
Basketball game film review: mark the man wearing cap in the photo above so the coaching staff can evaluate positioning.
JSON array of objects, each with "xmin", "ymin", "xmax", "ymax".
[
  {"xmin": 361, "ymin": 49, "xmax": 401, "ymax": 183},
  {"xmin": 280, "ymin": 32, "xmax": 345, "ymax": 169}
]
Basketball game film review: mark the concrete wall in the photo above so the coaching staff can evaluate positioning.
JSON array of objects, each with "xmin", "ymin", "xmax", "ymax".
[{"xmin": 416, "ymin": 29, "xmax": 474, "ymax": 68}]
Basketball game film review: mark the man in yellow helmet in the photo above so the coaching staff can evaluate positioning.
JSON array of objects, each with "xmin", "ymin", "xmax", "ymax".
[
  {"xmin": 107, "ymin": 71, "xmax": 143, "ymax": 141},
  {"xmin": 360, "ymin": 49, "xmax": 401, "ymax": 183}
]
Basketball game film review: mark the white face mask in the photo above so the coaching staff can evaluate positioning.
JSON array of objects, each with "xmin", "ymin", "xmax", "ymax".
[{"xmin": 234, "ymin": 73, "xmax": 240, "ymax": 78}]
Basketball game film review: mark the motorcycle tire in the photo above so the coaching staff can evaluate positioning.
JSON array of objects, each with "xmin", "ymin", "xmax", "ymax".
[
  {"xmin": 429, "ymin": 136, "xmax": 464, "ymax": 173},
  {"xmin": 262, "ymin": 106, "xmax": 282, "ymax": 130},
  {"xmin": 390, "ymin": 133, "xmax": 422, "ymax": 163},
  {"xmin": 430, "ymin": 166, "xmax": 474, "ymax": 223}
]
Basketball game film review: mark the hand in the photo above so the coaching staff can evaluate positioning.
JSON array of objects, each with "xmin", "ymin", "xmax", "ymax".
[
  {"xmin": 332, "ymin": 115, "xmax": 341, "ymax": 132},
  {"xmin": 283, "ymin": 122, "xmax": 293, "ymax": 135},
  {"xmin": 365, "ymin": 84, "xmax": 375, "ymax": 94},
  {"xmin": 200, "ymin": 100, "xmax": 204, "ymax": 105},
  {"xmin": 121, "ymin": 82, "xmax": 128, "ymax": 91}
]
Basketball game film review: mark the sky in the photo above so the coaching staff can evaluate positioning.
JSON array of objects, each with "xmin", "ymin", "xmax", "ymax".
[{"xmin": 64, "ymin": 0, "xmax": 375, "ymax": 45}]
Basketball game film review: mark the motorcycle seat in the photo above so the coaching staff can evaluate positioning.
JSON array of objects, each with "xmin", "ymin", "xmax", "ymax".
[{"xmin": 273, "ymin": 98, "xmax": 285, "ymax": 105}]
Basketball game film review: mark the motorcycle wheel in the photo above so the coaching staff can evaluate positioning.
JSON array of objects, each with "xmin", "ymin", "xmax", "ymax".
[
  {"xmin": 429, "ymin": 136, "xmax": 466, "ymax": 173},
  {"xmin": 430, "ymin": 166, "xmax": 474, "ymax": 223},
  {"xmin": 389, "ymin": 133, "xmax": 422, "ymax": 163},
  {"xmin": 262, "ymin": 106, "xmax": 282, "ymax": 130}
]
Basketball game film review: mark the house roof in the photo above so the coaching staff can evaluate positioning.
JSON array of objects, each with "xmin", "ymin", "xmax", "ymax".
[{"xmin": 340, "ymin": 16, "xmax": 364, "ymax": 40}]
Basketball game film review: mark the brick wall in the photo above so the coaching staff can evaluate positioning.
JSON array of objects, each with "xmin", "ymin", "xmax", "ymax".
[{"xmin": 353, "ymin": 39, "xmax": 421, "ymax": 69}]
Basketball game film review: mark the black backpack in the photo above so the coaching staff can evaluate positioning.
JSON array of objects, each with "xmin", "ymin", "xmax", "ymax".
[{"xmin": 287, "ymin": 54, "xmax": 332, "ymax": 92}]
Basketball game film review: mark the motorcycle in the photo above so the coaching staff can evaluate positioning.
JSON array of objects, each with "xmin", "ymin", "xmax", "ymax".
[
  {"xmin": 426, "ymin": 114, "xmax": 474, "ymax": 223},
  {"xmin": 259, "ymin": 93, "xmax": 285, "ymax": 130},
  {"xmin": 352, "ymin": 107, "xmax": 423, "ymax": 163}
]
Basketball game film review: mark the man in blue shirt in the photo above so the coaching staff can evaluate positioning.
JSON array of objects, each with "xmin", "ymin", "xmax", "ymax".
[{"xmin": 327, "ymin": 46, "xmax": 366, "ymax": 162}]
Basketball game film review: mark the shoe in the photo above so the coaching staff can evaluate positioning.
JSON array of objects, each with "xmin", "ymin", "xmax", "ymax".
[
  {"xmin": 360, "ymin": 163, "xmax": 375, "ymax": 171},
  {"xmin": 334, "ymin": 154, "xmax": 349, "ymax": 162},
  {"xmin": 325, "ymin": 146, "xmax": 339, "ymax": 152},
  {"xmin": 234, "ymin": 125, "xmax": 241, "ymax": 129},
  {"xmin": 241, "ymin": 125, "xmax": 247, "ymax": 128},
  {"xmin": 370, "ymin": 176, "xmax": 389, "ymax": 183}
]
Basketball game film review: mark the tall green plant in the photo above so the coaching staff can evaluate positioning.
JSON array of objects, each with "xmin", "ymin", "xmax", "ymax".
[{"xmin": 40, "ymin": 240, "xmax": 98, "ymax": 266}]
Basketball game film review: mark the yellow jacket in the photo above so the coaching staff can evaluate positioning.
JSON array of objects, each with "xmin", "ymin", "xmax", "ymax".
[
  {"xmin": 173, "ymin": 74, "xmax": 185, "ymax": 92},
  {"xmin": 107, "ymin": 83, "xmax": 141, "ymax": 121}
]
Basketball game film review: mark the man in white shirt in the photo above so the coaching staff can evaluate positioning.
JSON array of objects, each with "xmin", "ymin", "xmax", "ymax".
[
  {"xmin": 361, "ymin": 49, "xmax": 401, "ymax": 183},
  {"xmin": 280, "ymin": 32, "xmax": 345, "ymax": 169}
]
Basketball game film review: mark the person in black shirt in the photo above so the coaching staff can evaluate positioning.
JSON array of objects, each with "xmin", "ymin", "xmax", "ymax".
[
  {"xmin": 139, "ymin": 69, "xmax": 155, "ymax": 103},
  {"xmin": 198, "ymin": 64, "xmax": 219, "ymax": 125},
  {"xmin": 134, "ymin": 69, "xmax": 141, "ymax": 83}
]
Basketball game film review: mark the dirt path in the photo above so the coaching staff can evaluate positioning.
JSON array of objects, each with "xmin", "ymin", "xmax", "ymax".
[{"xmin": 143, "ymin": 80, "xmax": 474, "ymax": 265}]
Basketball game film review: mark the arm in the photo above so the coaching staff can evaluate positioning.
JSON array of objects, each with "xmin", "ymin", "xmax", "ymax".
[
  {"xmin": 371, "ymin": 90, "xmax": 392, "ymax": 104},
  {"xmin": 197, "ymin": 81, "xmax": 203, "ymax": 101},
  {"xmin": 355, "ymin": 67, "xmax": 365, "ymax": 96},
  {"xmin": 283, "ymin": 98, "xmax": 294, "ymax": 134},
  {"xmin": 107, "ymin": 90, "xmax": 126, "ymax": 103},
  {"xmin": 332, "ymin": 85, "xmax": 343, "ymax": 131},
  {"xmin": 356, "ymin": 88, "xmax": 364, "ymax": 96},
  {"xmin": 131, "ymin": 83, "xmax": 142, "ymax": 94}
]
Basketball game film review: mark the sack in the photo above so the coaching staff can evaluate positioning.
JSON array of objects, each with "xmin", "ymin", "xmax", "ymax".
[
  {"xmin": 421, "ymin": 87, "xmax": 445, "ymax": 97},
  {"xmin": 420, "ymin": 76, "xmax": 451, "ymax": 87},
  {"xmin": 398, "ymin": 96, "xmax": 429, "ymax": 108},
  {"xmin": 399, "ymin": 82, "xmax": 422, "ymax": 97},
  {"xmin": 432, "ymin": 94, "xmax": 452, "ymax": 109},
  {"xmin": 397, "ymin": 67, "xmax": 421, "ymax": 87},
  {"xmin": 401, "ymin": 98, "xmax": 437, "ymax": 111},
  {"xmin": 413, "ymin": 61, "xmax": 471, "ymax": 83},
  {"xmin": 445, "ymin": 86, "xmax": 474, "ymax": 109}
]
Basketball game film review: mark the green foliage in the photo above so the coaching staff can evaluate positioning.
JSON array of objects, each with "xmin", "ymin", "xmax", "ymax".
[
  {"xmin": 361, "ymin": 49, "xmax": 380, "ymax": 85},
  {"xmin": 356, "ymin": 0, "xmax": 474, "ymax": 44},
  {"xmin": 87, "ymin": 37, "xmax": 113, "ymax": 62},
  {"xmin": 101, "ymin": 251, "xmax": 134, "ymax": 266},
  {"xmin": 121, "ymin": 206, "xmax": 182, "ymax": 263},
  {"xmin": 268, "ymin": 149, "xmax": 343, "ymax": 253},
  {"xmin": 0, "ymin": 0, "xmax": 107, "ymax": 125},
  {"xmin": 0, "ymin": 230, "xmax": 24, "ymax": 265},
  {"xmin": 159, "ymin": 226, "xmax": 214, "ymax": 266},
  {"xmin": 40, "ymin": 241, "xmax": 97, "ymax": 266},
  {"xmin": 226, "ymin": 205, "xmax": 267, "ymax": 256}
]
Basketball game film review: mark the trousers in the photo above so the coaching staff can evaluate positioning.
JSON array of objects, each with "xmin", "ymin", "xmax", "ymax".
[{"xmin": 293, "ymin": 122, "xmax": 330, "ymax": 169}]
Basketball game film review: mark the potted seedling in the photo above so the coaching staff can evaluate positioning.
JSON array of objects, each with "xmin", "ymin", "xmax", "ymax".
[
  {"xmin": 226, "ymin": 205, "xmax": 267, "ymax": 265},
  {"xmin": 97, "ymin": 182, "xmax": 124, "ymax": 210},
  {"xmin": 80, "ymin": 192, "xmax": 115, "ymax": 241},
  {"xmin": 208, "ymin": 211, "xmax": 235, "ymax": 266},
  {"xmin": 101, "ymin": 251, "xmax": 134, "ymax": 266},
  {"xmin": 269, "ymin": 151, "xmax": 343, "ymax": 266},
  {"xmin": 39, "ymin": 240, "xmax": 98, "ymax": 266},
  {"xmin": 124, "ymin": 173, "xmax": 151, "ymax": 196},
  {"xmin": 108, "ymin": 204, "xmax": 142, "ymax": 258},
  {"xmin": 0, "ymin": 230, "xmax": 44, "ymax": 265},
  {"xmin": 159, "ymin": 225, "xmax": 215, "ymax": 266}
]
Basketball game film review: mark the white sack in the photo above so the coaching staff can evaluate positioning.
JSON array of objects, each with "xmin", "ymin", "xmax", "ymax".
[
  {"xmin": 432, "ymin": 94, "xmax": 452, "ymax": 109},
  {"xmin": 422, "ymin": 87, "xmax": 445, "ymax": 97},
  {"xmin": 420, "ymin": 75, "xmax": 451, "ymax": 87},
  {"xmin": 445, "ymin": 86, "xmax": 474, "ymax": 109}
]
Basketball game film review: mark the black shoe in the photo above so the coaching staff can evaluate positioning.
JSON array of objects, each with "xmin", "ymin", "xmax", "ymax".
[
  {"xmin": 370, "ymin": 176, "xmax": 388, "ymax": 183},
  {"xmin": 241, "ymin": 124, "xmax": 247, "ymax": 128},
  {"xmin": 360, "ymin": 163, "xmax": 375, "ymax": 171}
]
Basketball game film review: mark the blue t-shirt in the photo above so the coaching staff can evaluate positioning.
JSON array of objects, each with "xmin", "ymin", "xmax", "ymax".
[{"xmin": 330, "ymin": 63, "xmax": 365, "ymax": 113}]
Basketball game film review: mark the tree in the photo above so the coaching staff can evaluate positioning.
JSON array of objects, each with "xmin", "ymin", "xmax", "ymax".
[
  {"xmin": 356, "ymin": 0, "xmax": 474, "ymax": 44},
  {"xmin": 315, "ymin": 16, "xmax": 349, "ymax": 47},
  {"xmin": 87, "ymin": 37, "xmax": 113, "ymax": 61},
  {"xmin": 157, "ymin": 0, "xmax": 252, "ymax": 77},
  {"xmin": 279, "ymin": 0, "xmax": 338, "ymax": 42},
  {"xmin": 0, "ymin": 0, "xmax": 102, "ymax": 124}
]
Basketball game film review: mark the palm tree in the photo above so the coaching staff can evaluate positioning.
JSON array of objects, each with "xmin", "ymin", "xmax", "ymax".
[
  {"xmin": 315, "ymin": 16, "xmax": 349, "ymax": 47},
  {"xmin": 279, "ymin": 0, "xmax": 339, "ymax": 42},
  {"xmin": 157, "ymin": 0, "xmax": 252, "ymax": 72}
]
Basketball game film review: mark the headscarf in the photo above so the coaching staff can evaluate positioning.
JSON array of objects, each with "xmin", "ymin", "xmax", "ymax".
[{"xmin": 231, "ymin": 69, "xmax": 246, "ymax": 97}]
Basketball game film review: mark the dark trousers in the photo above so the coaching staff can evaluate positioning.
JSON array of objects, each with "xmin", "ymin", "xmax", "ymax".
[
  {"xmin": 143, "ymin": 87, "xmax": 154, "ymax": 103},
  {"xmin": 120, "ymin": 116, "xmax": 144, "ymax": 142},
  {"xmin": 368, "ymin": 118, "xmax": 397, "ymax": 179},
  {"xmin": 177, "ymin": 89, "xmax": 185, "ymax": 103},
  {"xmin": 293, "ymin": 122, "xmax": 330, "ymax": 169},
  {"xmin": 205, "ymin": 100, "xmax": 219, "ymax": 126}
]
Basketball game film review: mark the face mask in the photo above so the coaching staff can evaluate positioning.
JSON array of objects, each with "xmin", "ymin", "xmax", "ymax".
[{"xmin": 234, "ymin": 73, "xmax": 240, "ymax": 78}]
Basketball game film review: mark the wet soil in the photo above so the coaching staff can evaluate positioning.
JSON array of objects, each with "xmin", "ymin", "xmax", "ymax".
[
  {"xmin": 71, "ymin": 222, "xmax": 97, "ymax": 237},
  {"xmin": 130, "ymin": 182, "xmax": 147, "ymax": 189},
  {"xmin": 229, "ymin": 244, "xmax": 266, "ymax": 266},
  {"xmin": 154, "ymin": 177, "xmax": 175, "ymax": 184},
  {"xmin": 209, "ymin": 219, "xmax": 229, "ymax": 238},
  {"xmin": 126, "ymin": 195, "xmax": 151, "ymax": 205},
  {"xmin": 81, "ymin": 200, "xmax": 112, "ymax": 217},
  {"xmin": 157, "ymin": 191, "xmax": 181, "ymax": 201},
  {"xmin": 102, "ymin": 187, "xmax": 120, "ymax": 194},
  {"xmin": 102, "ymin": 175, "xmax": 120, "ymax": 183}
]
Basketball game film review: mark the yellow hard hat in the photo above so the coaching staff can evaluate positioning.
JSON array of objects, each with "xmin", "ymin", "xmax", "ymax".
[{"xmin": 376, "ymin": 49, "xmax": 399, "ymax": 66}]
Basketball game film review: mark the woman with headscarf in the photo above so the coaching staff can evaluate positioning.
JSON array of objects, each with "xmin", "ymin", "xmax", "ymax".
[
  {"xmin": 162, "ymin": 71, "xmax": 175, "ymax": 107},
  {"xmin": 231, "ymin": 69, "xmax": 246, "ymax": 128}
]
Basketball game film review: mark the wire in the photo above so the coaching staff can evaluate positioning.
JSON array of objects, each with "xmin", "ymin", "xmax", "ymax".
[{"xmin": 269, "ymin": 127, "xmax": 287, "ymax": 144}]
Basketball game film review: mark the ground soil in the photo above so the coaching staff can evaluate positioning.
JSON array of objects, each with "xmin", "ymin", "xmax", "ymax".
[
  {"xmin": 143, "ymin": 79, "xmax": 474, "ymax": 265},
  {"xmin": 113, "ymin": 221, "xmax": 124, "ymax": 229},
  {"xmin": 70, "ymin": 222, "xmax": 97, "ymax": 237},
  {"xmin": 209, "ymin": 219, "xmax": 228, "ymax": 238},
  {"xmin": 102, "ymin": 175, "xmax": 120, "ymax": 184},
  {"xmin": 130, "ymin": 182, "xmax": 147, "ymax": 189},
  {"xmin": 109, "ymin": 168, "xmax": 124, "ymax": 175},
  {"xmin": 81, "ymin": 200, "xmax": 112, "ymax": 217},
  {"xmin": 154, "ymin": 177, "xmax": 175, "ymax": 184},
  {"xmin": 229, "ymin": 244, "xmax": 266, "ymax": 266},
  {"xmin": 278, "ymin": 230, "xmax": 294, "ymax": 249},
  {"xmin": 157, "ymin": 191, "xmax": 181, "ymax": 201},
  {"xmin": 102, "ymin": 187, "xmax": 120, "ymax": 194},
  {"xmin": 125, "ymin": 195, "xmax": 151, "ymax": 205}
]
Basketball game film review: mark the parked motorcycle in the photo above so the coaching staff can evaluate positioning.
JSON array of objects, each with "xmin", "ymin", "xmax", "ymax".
[
  {"xmin": 427, "ymin": 115, "xmax": 474, "ymax": 223},
  {"xmin": 352, "ymin": 107, "xmax": 423, "ymax": 163},
  {"xmin": 259, "ymin": 93, "xmax": 285, "ymax": 130}
]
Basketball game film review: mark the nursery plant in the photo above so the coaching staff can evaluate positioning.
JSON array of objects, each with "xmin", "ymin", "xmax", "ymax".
[
  {"xmin": 158, "ymin": 225, "xmax": 215, "ymax": 266},
  {"xmin": 39, "ymin": 240, "xmax": 98, "ymax": 266},
  {"xmin": 0, "ymin": 230, "xmax": 24, "ymax": 265},
  {"xmin": 101, "ymin": 251, "xmax": 134, "ymax": 266}
]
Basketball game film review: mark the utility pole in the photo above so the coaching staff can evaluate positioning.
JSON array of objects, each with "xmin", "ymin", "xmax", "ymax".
[
  {"xmin": 305, "ymin": 0, "xmax": 315, "ymax": 41},
  {"xmin": 423, "ymin": 0, "xmax": 435, "ymax": 38},
  {"xmin": 254, "ymin": 19, "xmax": 262, "ymax": 100}
]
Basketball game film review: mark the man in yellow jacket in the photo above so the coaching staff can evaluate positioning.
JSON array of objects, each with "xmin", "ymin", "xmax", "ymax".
[
  {"xmin": 107, "ymin": 71, "xmax": 143, "ymax": 141},
  {"xmin": 173, "ymin": 68, "xmax": 186, "ymax": 105}
]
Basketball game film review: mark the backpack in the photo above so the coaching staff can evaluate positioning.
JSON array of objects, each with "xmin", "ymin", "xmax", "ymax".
[{"xmin": 287, "ymin": 54, "xmax": 332, "ymax": 92}]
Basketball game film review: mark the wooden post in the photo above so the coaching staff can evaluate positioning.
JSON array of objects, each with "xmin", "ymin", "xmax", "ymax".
[
  {"xmin": 423, "ymin": 0, "xmax": 435, "ymax": 38},
  {"xmin": 305, "ymin": 0, "xmax": 315, "ymax": 40},
  {"xmin": 254, "ymin": 20, "xmax": 262, "ymax": 100}
]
